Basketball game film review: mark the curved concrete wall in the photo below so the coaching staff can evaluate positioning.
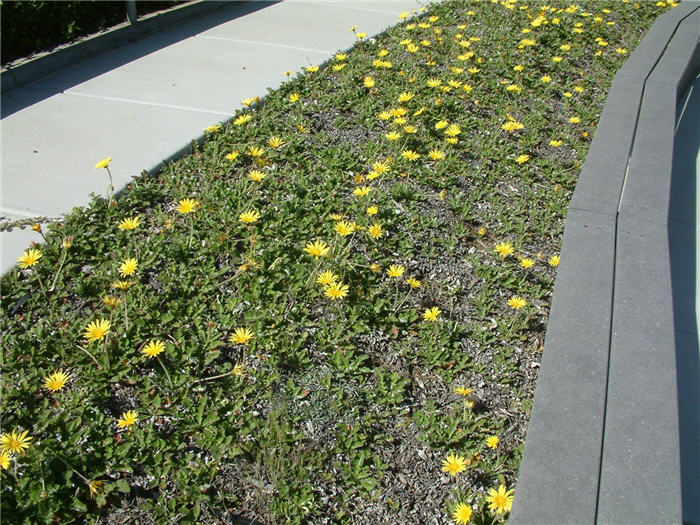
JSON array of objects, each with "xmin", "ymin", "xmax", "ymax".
[{"xmin": 510, "ymin": 2, "xmax": 700, "ymax": 524}]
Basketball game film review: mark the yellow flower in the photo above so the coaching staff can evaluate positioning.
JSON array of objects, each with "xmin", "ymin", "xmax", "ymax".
[
  {"xmin": 506, "ymin": 84, "xmax": 521, "ymax": 93},
  {"xmin": 406, "ymin": 277, "xmax": 421, "ymax": 288},
  {"xmin": 353, "ymin": 186, "xmax": 372, "ymax": 197},
  {"xmin": 378, "ymin": 111, "xmax": 392, "ymax": 120},
  {"xmin": 304, "ymin": 240, "xmax": 330, "ymax": 258},
  {"xmin": 569, "ymin": 116, "xmax": 581, "ymax": 124},
  {"xmin": 0, "ymin": 451, "xmax": 11, "ymax": 469},
  {"xmin": 516, "ymin": 154, "xmax": 530, "ymax": 164},
  {"xmin": 305, "ymin": 65, "xmax": 319, "ymax": 73},
  {"xmin": 234, "ymin": 114, "xmax": 252, "ymax": 125},
  {"xmin": 204, "ymin": 124, "xmax": 221, "ymax": 133},
  {"xmin": 118, "ymin": 258, "xmax": 138, "ymax": 277},
  {"xmin": 324, "ymin": 281, "xmax": 349, "ymax": 300},
  {"xmin": 401, "ymin": 150, "xmax": 420, "ymax": 161},
  {"xmin": 248, "ymin": 146, "xmax": 265, "ymax": 158},
  {"xmin": 248, "ymin": 170, "xmax": 266, "ymax": 182},
  {"xmin": 94, "ymin": 157, "xmax": 112, "ymax": 169},
  {"xmin": 177, "ymin": 198, "xmax": 199, "ymax": 214},
  {"xmin": 84, "ymin": 319, "xmax": 111, "ymax": 343},
  {"xmin": 225, "ymin": 151, "xmax": 240, "ymax": 161},
  {"xmin": 267, "ymin": 136, "xmax": 284, "ymax": 148},
  {"xmin": 118, "ymin": 217, "xmax": 141, "ymax": 230},
  {"xmin": 230, "ymin": 327, "xmax": 254, "ymax": 345},
  {"xmin": 520, "ymin": 38, "xmax": 536, "ymax": 46},
  {"xmin": 520, "ymin": 258, "xmax": 535, "ymax": 268},
  {"xmin": 486, "ymin": 435, "xmax": 499, "ymax": 449},
  {"xmin": 502, "ymin": 120, "xmax": 524, "ymax": 132},
  {"xmin": 549, "ymin": 139, "xmax": 563, "ymax": 147},
  {"xmin": 403, "ymin": 125, "xmax": 417, "ymax": 134},
  {"xmin": 485, "ymin": 484, "xmax": 514, "ymax": 515},
  {"xmin": 428, "ymin": 149, "xmax": 445, "ymax": 161},
  {"xmin": 370, "ymin": 263, "xmax": 381, "ymax": 273},
  {"xmin": 233, "ymin": 363, "xmax": 247, "ymax": 376},
  {"xmin": 102, "ymin": 295, "xmax": 120, "ymax": 307},
  {"xmin": 0, "ymin": 429, "xmax": 32, "ymax": 456},
  {"xmin": 478, "ymin": 227, "xmax": 486, "ymax": 236},
  {"xmin": 366, "ymin": 205, "xmax": 378, "ymax": 216},
  {"xmin": 31, "ymin": 223, "xmax": 42, "ymax": 232},
  {"xmin": 117, "ymin": 411, "xmax": 138, "ymax": 430},
  {"xmin": 88, "ymin": 480, "xmax": 104, "ymax": 500},
  {"xmin": 513, "ymin": 64, "xmax": 524, "ymax": 72},
  {"xmin": 367, "ymin": 223, "xmax": 383, "ymax": 240},
  {"xmin": 441, "ymin": 453, "xmax": 467, "ymax": 476},
  {"xmin": 239, "ymin": 210, "xmax": 261, "ymax": 223},
  {"xmin": 44, "ymin": 370, "xmax": 69, "ymax": 392},
  {"xmin": 387, "ymin": 264, "xmax": 405, "ymax": 278},
  {"xmin": 467, "ymin": 67, "xmax": 479, "ymax": 73},
  {"xmin": 435, "ymin": 120, "xmax": 449, "ymax": 130},
  {"xmin": 452, "ymin": 502, "xmax": 472, "ymax": 524},
  {"xmin": 541, "ymin": 75, "xmax": 552, "ymax": 83},
  {"xmin": 445, "ymin": 124, "xmax": 461, "ymax": 137},
  {"xmin": 289, "ymin": 93, "xmax": 300, "ymax": 103},
  {"xmin": 494, "ymin": 242, "xmax": 514, "ymax": 257},
  {"xmin": 398, "ymin": 91, "xmax": 414, "ymax": 103},
  {"xmin": 17, "ymin": 248, "xmax": 42, "ymax": 269},
  {"xmin": 508, "ymin": 296, "xmax": 527, "ymax": 309},
  {"xmin": 455, "ymin": 386, "xmax": 471, "ymax": 396},
  {"xmin": 335, "ymin": 53, "xmax": 347, "ymax": 61},
  {"xmin": 241, "ymin": 97, "xmax": 259, "ymax": 107},
  {"xmin": 112, "ymin": 280, "xmax": 134, "ymax": 290},
  {"xmin": 552, "ymin": 56, "xmax": 563, "ymax": 63},
  {"xmin": 427, "ymin": 78, "xmax": 442, "ymax": 87},
  {"xmin": 549, "ymin": 254, "xmax": 560, "ymax": 267},
  {"xmin": 422, "ymin": 306, "xmax": 441, "ymax": 322},
  {"xmin": 616, "ymin": 47, "xmax": 628, "ymax": 54},
  {"xmin": 317, "ymin": 270, "xmax": 339, "ymax": 286},
  {"xmin": 364, "ymin": 76, "xmax": 375, "ymax": 88},
  {"xmin": 334, "ymin": 221, "xmax": 356, "ymax": 236},
  {"xmin": 385, "ymin": 131, "xmax": 402, "ymax": 141},
  {"xmin": 142, "ymin": 340, "xmax": 165, "ymax": 358}
]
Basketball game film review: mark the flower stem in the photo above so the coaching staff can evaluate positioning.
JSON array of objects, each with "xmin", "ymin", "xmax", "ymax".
[
  {"xmin": 157, "ymin": 356, "xmax": 173, "ymax": 387},
  {"xmin": 78, "ymin": 345, "xmax": 101, "ymax": 368},
  {"xmin": 34, "ymin": 269, "xmax": 48, "ymax": 300},
  {"xmin": 105, "ymin": 167, "xmax": 115, "ymax": 205},
  {"xmin": 49, "ymin": 249, "xmax": 68, "ymax": 291}
]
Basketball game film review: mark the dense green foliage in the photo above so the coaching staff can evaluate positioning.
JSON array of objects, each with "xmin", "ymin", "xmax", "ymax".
[
  {"xmin": 0, "ymin": 1, "xmax": 668, "ymax": 523},
  {"xmin": 1, "ymin": 1, "xmax": 186, "ymax": 64}
]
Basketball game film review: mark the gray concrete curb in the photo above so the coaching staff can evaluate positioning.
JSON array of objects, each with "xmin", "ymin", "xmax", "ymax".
[
  {"xmin": 510, "ymin": 2, "xmax": 700, "ymax": 524},
  {"xmin": 0, "ymin": 1, "xmax": 260, "ymax": 93}
]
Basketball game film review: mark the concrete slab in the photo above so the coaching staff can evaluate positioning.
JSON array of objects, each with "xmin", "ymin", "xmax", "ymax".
[
  {"xmin": 618, "ymin": 80, "xmax": 675, "ymax": 226},
  {"xmin": 569, "ymin": 72, "xmax": 644, "ymax": 216},
  {"xmin": 597, "ymin": 215, "xmax": 682, "ymax": 525},
  {"xmin": 60, "ymin": 36, "xmax": 329, "ymax": 116},
  {"xmin": 509, "ymin": 208, "xmax": 615, "ymax": 525},
  {"xmin": 194, "ymin": 1, "xmax": 419, "ymax": 53},
  {"xmin": 1, "ymin": 93, "xmax": 225, "ymax": 218}
]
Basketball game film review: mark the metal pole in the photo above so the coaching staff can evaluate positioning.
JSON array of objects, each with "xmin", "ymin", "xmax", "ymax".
[{"xmin": 125, "ymin": 1, "xmax": 138, "ymax": 25}]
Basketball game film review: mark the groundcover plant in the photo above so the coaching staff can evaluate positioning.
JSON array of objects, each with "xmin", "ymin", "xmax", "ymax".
[{"xmin": 0, "ymin": 0, "xmax": 672, "ymax": 523}]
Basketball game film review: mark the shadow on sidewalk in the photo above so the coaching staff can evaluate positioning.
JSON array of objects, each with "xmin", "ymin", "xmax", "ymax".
[{"xmin": 1, "ymin": 1, "xmax": 278, "ymax": 118}]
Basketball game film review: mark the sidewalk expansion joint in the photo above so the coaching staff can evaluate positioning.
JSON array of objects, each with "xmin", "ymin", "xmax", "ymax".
[
  {"xmin": 62, "ymin": 91, "xmax": 235, "ymax": 117},
  {"xmin": 194, "ymin": 35, "xmax": 332, "ymax": 55}
]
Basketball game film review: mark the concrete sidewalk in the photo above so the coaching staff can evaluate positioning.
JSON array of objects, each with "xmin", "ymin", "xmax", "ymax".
[{"xmin": 0, "ymin": 0, "xmax": 424, "ymax": 274}]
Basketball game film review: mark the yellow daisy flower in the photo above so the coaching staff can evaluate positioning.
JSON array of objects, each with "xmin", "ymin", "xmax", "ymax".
[
  {"xmin": 230, "ymin": 327, "xmax": 254, "ymax": 345},
  {"xmin": 83, "ymin": 319, "xmax": 111, "ymax": 343},
  {"xmin": 441, "ymin": 453, "xmax": 467, "ymax": 476},
  {"xmin": 44, "ymin": 370, "xmax": 69, "ymax": 392},
  {"xmin": 118, "ymin": 258, "xmax": 138, "ymax": 277},
  {"xmin": 116, "ymin": 411, "xmax": 138, "ymax": 430},
  {"xmin": 304, "ymin": 240, "xmax": 330, "ymax": 258},
  {"xmin": 17, "ymin": 248, "xmax": 42, "ymax": 269},
  {"xmin": 0, "ymin": 429, "xmax": 32, "ymax": 456},
  {"xmin": 142, "ymin": 340, "xmax": 165, "ymax": 358}
]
